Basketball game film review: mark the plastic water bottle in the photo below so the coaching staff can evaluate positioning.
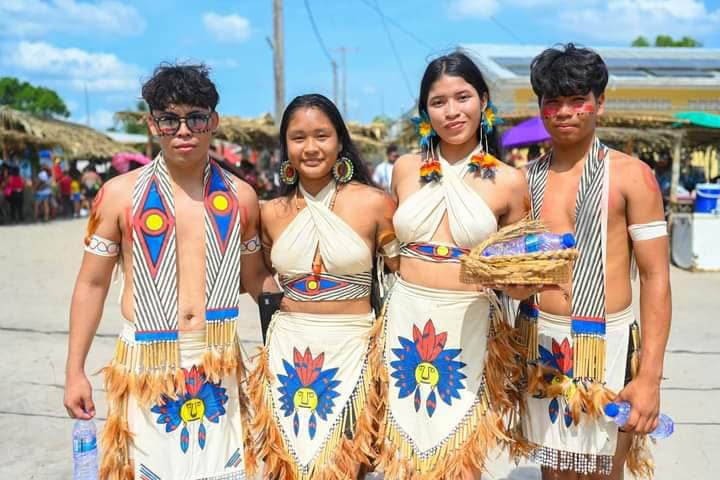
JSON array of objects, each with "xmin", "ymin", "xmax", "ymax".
[
  {"xmin": 73, "ymin": 419, "xmax": 98, "ymax": 479},
  {"xmin": 481, "ymin": 232, "xmax": 576, "ymax": 256},
  {"xmin": 604, "ymin": 402, "xmax": 674, "ymax": 439}
]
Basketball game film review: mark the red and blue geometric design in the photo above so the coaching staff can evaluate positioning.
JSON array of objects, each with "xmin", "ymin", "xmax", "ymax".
[
  {"xmin": 390, "ymin": 319, "xmax": 466, "ymax": 417},
  {"xmin": 406, "ymin": 243, "xmax": 469, "ymax": 262},
  {"xmin": 134, "ymin": 178, "xmax": 174, "ymax": 279},
  {"xmin": 286, "ymin": 275, "xmax": 349, "ymax": 297},
  {"xmin": 205, "ymin": 163, "xmax": 238, "ymax": 254}
]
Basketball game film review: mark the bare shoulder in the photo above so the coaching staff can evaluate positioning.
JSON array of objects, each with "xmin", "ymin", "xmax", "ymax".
[
  {"xmin": 495, "ymin": 161, "xmax": 528, "ymax": 193},
  {"xmin": 343, "ymin": 181, "xmax": 394, "ymax": 210},
  {"xmin": 393, "ymin": 153, "xmax": 421, "ymax": 175},
  {"xmin": 232, "ymin": 177, "xmax": 259, "ymax": 207},
  {"xmin": 609, "ymin": 149, "xmax": 659, "ymax": 196},
  {"xmin": 99, "ymin": 169, "xmax": 138, "ymax": 209},
  {"xmin": 260, "ymin": 194, "xmax": 292, "ymax": 221}
]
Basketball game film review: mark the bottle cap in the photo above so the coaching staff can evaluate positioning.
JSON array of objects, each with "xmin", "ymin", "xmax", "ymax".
[
  {"xmin": 525, "ymin": 234, "xmax": 540, "ymax": 253},
  {"xmin": 604, "ymin": 403, "xmax": 619, "ymax": 417},
  {"xmin": 561, "ymin": 233, "xmax": 576, "ymax": 248}
]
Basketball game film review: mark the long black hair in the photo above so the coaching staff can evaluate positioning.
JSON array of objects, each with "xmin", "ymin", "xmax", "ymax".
[
  {"xmin": 418, "ymin": 51, "xmax": 500, "ymax": 158},
  {"xmin": 278, "ymin": 94, "xmax": 374, "ymax": 196}
]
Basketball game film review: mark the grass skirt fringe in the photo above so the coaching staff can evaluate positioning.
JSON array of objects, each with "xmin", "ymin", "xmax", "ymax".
[{"xmin": 248, "ymin": 316, "xmax": 385, "ymax": 480}]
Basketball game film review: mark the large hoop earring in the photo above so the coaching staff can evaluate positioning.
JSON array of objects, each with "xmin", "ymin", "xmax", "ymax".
[
  {"xmin": 280, "ymin": 160, "xmax": 298, "ymax": 185},
  {"xmin": 332, "ymin": 156, "xmax": 354, "ymax": 183}
]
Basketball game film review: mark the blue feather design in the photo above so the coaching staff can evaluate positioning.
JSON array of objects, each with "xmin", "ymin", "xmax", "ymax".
[{"xmin": 548, "ymin": 397, "xmax": 559, "ymax": 424}]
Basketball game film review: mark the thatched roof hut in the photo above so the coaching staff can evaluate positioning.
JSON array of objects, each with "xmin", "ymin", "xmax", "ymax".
[
  {"xmin": 0, "ymin": 106, "xmax": 128, "ymax": 160},
  {"xmin": 215, "ymin": 114, "xmax": 278, "ymax": 150}
]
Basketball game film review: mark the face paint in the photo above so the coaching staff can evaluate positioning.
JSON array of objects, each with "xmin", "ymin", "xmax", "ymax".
[{"xmin": 542, "ymin": 99, "xmax": 596, "ymax": 118}]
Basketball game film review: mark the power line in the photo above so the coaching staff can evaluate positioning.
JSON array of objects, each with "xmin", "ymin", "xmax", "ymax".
[
  {"xmin": 358, "ymin": 0, "xmax": 433, "ymax": 51},
  {"xmin": 489, "ymin": 15, "xmax": 523, "ymax": 43},
  {"xmin": 303, "ymin": 0, "xmax": 335, "ymax": 65},
  {"xmin": 370, "ymin": 0, "xmax": 415, "ymax": 102}
]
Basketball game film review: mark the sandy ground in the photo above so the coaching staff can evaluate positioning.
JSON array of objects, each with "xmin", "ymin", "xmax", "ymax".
[{"xmin": 1, "ymin": 218, "xmax": 718, "ymax": 479}]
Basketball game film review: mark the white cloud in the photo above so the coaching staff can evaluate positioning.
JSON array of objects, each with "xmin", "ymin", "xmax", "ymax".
[
  {"xmin": 0, "ymin": 0, "xmax": 146, "ymax": 37},
  {"xmin": 448, "ymin": 0, "xmax": 499, "ymax": 18},
  {"xmin": 5, "ymin": 41, "xmax": 143, "ymax": 93},
  {"xmin": 202, "ymin": 12, "xmax": 251, "ymax": 43},
  {"xmin": 557, "ymin": 0, "xmax": 720, "ymax": 42}
]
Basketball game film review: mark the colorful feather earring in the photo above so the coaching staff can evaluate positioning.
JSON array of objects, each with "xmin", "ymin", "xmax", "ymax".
[{"xmin": 412, "ymin": 111, "xmax": 442, "ymax": 183}]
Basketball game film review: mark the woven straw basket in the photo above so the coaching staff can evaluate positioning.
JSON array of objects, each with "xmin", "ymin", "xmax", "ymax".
[{"xmin": 460, "ymin": 219, "xmax": 578, "ymax": 285}]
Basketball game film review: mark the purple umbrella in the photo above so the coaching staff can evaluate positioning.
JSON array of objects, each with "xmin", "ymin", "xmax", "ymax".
[{"xmin": 501, "ymin": 116, "xmax": 550, "ymax": 148}]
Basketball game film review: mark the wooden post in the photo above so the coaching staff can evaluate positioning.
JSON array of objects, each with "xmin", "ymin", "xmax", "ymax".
[
  {"xmin": 669, "ymin": 133, "xmax": 683, "ymax": 204},
  {"xmin": 1, "ymin": 140, "xmax": 7, "ymax": 162}
]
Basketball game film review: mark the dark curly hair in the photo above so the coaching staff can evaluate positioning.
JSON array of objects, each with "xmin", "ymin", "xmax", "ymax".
[
  {"xmin": 141, "ymin": 63, "xmax": 219, "ymax": 112},
  {"xmin": 278, "ymin": 94, "xmax": 374, "ymax": 196},
  {"xmin": 530, "ymin": 43, "xmax": 608, "ymax": 103},
  {"xmin": 418, "ymin": 51, "xmax": 500, "ymax": 158}
]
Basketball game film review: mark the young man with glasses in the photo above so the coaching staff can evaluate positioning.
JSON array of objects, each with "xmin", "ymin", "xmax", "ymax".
[{"xmin": 64, "ymin": 64, "xmax": 274, "ymax": 479}]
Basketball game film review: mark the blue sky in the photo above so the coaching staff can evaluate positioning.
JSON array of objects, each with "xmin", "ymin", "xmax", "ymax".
[{"xmin": 2, "ymin": 0, "xmax": 720, "ymax": 130}]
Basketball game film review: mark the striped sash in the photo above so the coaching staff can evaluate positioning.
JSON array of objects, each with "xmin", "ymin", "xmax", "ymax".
[
  {"xmin": 527, "ymin": 137, "xmax": 607, "ymax": 382},
  {"xmin": 280, "ymin": 272, "xmax": 372, "ymax": 302},
  {"xmin": 131, "ymin": 154, "xmax": 242, "ymax": 380}
]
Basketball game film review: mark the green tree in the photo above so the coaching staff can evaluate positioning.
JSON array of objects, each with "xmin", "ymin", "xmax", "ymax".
[
  {"xmin": 114, "ymin": 100, "xmax": 148, "ymax": 134},
  {"xmin": 632, "ymin": 36, "xmax": 650, "ymax": 47},
  {"xmin": 635, "ymin": 35, "xmax": 703, "ymax": 47},
  {"xmin": 0, "ymin": 77, "xmax": 70, "ymax": 117}
]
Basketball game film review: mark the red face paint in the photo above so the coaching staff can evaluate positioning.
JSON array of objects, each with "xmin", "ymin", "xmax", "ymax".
[
  {"xmin": 573, "ymin": 102, "xmax": 596, "ymax": 115},
  {"xmin": 541, "ymin": 105, "xmax": 560, "ymax": 118}
]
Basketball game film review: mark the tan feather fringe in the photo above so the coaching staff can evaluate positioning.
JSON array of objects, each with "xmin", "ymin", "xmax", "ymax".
[
  {"xmin": 248, "ymin": 316, "xmax": 385, "ymax": 480},
  {"xmin": 100, "ymin": 365, "xmax": 134, "ymax": 480},
  {"xmin": 377, "ymin": 293, "xmax": 531, "ymax": 479},
  {"xmin": 627, "ymin": 433, "xmax": 654, "ymax": 479}
]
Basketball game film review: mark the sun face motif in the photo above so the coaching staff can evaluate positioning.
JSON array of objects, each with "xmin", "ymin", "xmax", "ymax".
[
  {"xmin": 276, "ymin": 347, "xmax": 341, "ymax": 439},
  {"xmin": 390, "ymin": 319, "xmax": 466, "ymax": 417},
  {"xmin": 151, "ymin": 366, "xmax": 228, "ymax": 453}
]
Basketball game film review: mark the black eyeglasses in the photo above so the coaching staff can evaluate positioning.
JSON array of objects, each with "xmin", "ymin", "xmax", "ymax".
[{"xmin": 152, "ymin": 112, "xmax": 213, "ymax": 136}]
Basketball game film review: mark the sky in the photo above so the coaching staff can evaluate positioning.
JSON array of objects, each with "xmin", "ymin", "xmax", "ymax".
[{"xmin": 1, "ymin": 0, "xmax": 720, "ymax": 131}]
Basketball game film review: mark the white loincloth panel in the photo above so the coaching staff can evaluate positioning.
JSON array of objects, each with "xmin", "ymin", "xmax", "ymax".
[
  {"xmin": 522, "ymin": 307, "xmax": 634, "ymax": 459},
  {"xmin": 121, "ymin": 324, "xmax": 246, "ymax": 480},
  {"xmin": 383, "ymin": 277, "xmax": 492, "ymax": 455},
  {"xmin": 266, "ymin": 310, "xmax": 375, "ymax": 468}
]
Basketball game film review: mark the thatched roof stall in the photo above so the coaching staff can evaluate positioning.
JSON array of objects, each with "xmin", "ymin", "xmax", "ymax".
[
  {"xmin": 0, "ymin": 106, "xmax": 128, "ymax": 160},
  {"xmin": 215, "ymin": 114, "xmax": 278, "ymax": 150}
]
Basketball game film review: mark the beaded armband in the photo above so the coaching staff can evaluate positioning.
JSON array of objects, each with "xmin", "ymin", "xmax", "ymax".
[
  {"xmin": 85, "ymin": 234, "xmax": 120, "ymax": 257},
  {"xmin": 240, "ymin": 234, "xmax": 262, "ymax": 255}
]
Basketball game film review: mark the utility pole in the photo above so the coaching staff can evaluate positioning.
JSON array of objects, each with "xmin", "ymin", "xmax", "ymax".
[
  {"xmin": 272, "ymin": 0, "xmax": 285, "ymax": 125},
  {"xmin": 84, "ymin": 83, "xmax": 90, "ymax": 126},
  {"xmin": 332, "ymin": 46, "xmax": 357, "ymax": 118},
  {"xmin": 331, "ymin": 60, "xmax": 338, "ymax": 106}
]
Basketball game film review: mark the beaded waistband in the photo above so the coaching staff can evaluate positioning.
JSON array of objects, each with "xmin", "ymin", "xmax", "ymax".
[
  {"xmin": 279, "ymin": 271, "xmax": 372, "ymax": 301},
  {"xmin": 399, "ymin": 242, "xmax": 469, "ymax": 263}
]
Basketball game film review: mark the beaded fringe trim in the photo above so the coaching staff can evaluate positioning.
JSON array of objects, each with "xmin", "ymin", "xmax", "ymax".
[{"xmin": 530, "ymin": 446, "xmax": 613, "ymax": 475}]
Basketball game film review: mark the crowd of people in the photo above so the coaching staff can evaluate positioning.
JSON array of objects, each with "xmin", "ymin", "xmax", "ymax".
[
  {"xmin": 60, "ymin": 44, "xmax": 671, "ymax": 480},
  {"xmin": 0, "ymin": 162, "xmax": 103, "ymax": 224}
]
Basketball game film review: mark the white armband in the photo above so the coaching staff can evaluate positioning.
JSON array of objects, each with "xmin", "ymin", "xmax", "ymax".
[
  {"xmin": 381, "ymin": 238, "xmax": 400, "ymax": 258},
  {"xmin": 85, "ymin": 234, "xmax": 120, "ymax": 257},
  {"xmin": 240, "ymin": 235, "xmax": 262, "ymax": 255},
  {"xmin": 628, "ymin": 221, "xmax": 668, "ymax": 242}
]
